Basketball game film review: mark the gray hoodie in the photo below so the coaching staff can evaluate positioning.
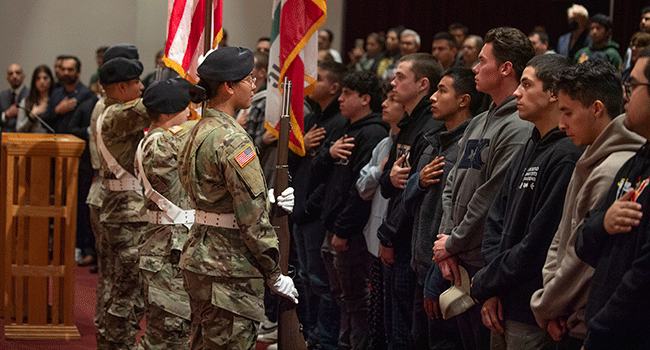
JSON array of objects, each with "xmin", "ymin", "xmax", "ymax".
[
  {"xmin": 530, "ymin": 114, "xmax": 645, "ymax": 339},
  {"xmin": 439, "ymin": 95, "xmax": 533, "ymax": 268}
]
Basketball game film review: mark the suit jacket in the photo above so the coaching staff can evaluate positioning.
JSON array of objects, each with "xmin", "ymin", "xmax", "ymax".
[{"xmin": 0, "ymin": 85, "xmax": 29, "ymax": 132}]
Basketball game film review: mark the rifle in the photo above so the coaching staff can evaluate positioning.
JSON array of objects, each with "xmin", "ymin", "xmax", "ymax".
[{"xmin": 271, "ymin": 78, "xmax": 307, "ymax": 350}]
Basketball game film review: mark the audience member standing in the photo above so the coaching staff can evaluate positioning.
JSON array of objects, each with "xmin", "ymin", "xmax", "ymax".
[
  {"xmin": 290, "ymin": 61, "xmax": 347, "ymax": 350},
  {"xmin": 377, "ymin": 53, "xmax": 443, "ymax": 350},
  {"xmin": 433, "ymin": 27, "xmax": 535, "ymax": 350},
  {"xmin": 574, "ymin": 14, "xmax": 622, "ymax": 71},
  {"xmin": 1, "ymin": 63, "xmax": 29, "ymax": 132},
  {"xmin": 471, "ymin": 54, "xmax": 580, "ymax": 349},
  {"xmin": 44, "ymin": 56, "xmax": 94, "ymax": 133},
  {"xmin": 319, "ymin": 29, "xmax": 343, "ymax": 63},
  {"xmin": 16, "ymin": 65, "xmax": 53, "ymax": 133},
  {"xmin": 557, "ymin": 4, "xmax": 592, "ymax": 58},
  {"xmin": 530, "ymin": 59, "xmax": 645, "ymax": 350},
  {"xmin": 575, "ymin": 47, "xmax": 650, "ymax": 350},
  {"xmin": 355, "ymin": 85, "xmax": 405, "ymax": 350},
  {"xmin": 432, "ymin": 32, "xmax": 460, "ymax": 70},
  {"xmin": 405, "ymin": 67, "xmax": 482, "ymax": 349},
  {"xmin": 314, "ymin": 70, "xmax": 389, "ymax": 350}
]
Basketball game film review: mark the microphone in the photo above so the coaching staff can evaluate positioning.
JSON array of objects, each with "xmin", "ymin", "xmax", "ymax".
[{"xmin": 18, "ymin": 106, "xmax": 56, "ymax": 133}]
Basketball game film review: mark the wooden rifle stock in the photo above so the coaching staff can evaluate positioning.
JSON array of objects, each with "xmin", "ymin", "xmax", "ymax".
[{"xmin": 272, "ymin": 78, "xmax": 307, "ymax": 350}]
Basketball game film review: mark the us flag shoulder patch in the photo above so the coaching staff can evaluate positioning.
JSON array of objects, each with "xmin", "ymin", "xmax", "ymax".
[
  {"xmin": 168, "ymin": 125, "xmax": 183, "ymax": 134},
  {"xmin": 235, "ymin": 145, "xmax": 256, "ymax": 168}
]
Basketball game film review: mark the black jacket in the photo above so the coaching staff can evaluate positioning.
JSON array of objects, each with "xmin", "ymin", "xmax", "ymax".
[
  {"xmin": 290, "ymin": 99, "xmax": 347, "ymax": 225},
  {"xmin": 311, "ymin": 112, "xmax": 389, "ymax": 238},
  {"xmin": 576, "ymin": 142, "xmax": 650, "ymax": 350},
  {"xmin": 377, "ymin": 97, "xmax": 444, "ymax": 252},
  {"xmin": 404, "ymin": 121, "xmax": 468, "ymax": 283},
  {"xmin": 471, "ymin": 127, "xmax": 582, "ymax": 325}
]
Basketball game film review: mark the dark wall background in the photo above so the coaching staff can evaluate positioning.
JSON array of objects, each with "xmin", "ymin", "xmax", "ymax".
[{"xmin": 342, "ymin": 0, "xmax": 648, "ymax": 62}]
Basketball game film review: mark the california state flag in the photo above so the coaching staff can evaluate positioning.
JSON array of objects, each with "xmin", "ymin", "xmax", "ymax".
[
  {"xmin": 265, "ymin": 0, "xmax": 326, "ymax": 156},
  {"xmin": 164, "ymin": 0, "xmax": 224, "ymax": 83}
]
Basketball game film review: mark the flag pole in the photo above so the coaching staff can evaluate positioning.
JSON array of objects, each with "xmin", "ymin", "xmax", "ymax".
[{"xmin": 204, "ymin": 0, "xmax": 212, "ymax": 54}]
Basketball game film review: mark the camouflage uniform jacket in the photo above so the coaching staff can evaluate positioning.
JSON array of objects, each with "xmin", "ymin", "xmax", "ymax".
[
  {"xmin": 86, "ymin": 97, "xmax": 108, "ymax": 208},
  {"xmin": 178, "ymin": 108, "xmax": 281, "ymax": 282},
  {"xmin": 98, "ymin": 98, "xmax": 149, "ymax": 223},
  {"xmin": 138, "ymin": 122, "xmax": 197, "ymax": 258}
]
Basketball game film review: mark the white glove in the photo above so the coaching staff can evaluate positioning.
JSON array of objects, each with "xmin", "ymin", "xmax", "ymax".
[
  {"xmin": 267, "ymin": 274, "xmax": 299, "ymax": 304},
  {"xmin": 268, "ymin": 187, "xmax": 295, "ymax": 213}
]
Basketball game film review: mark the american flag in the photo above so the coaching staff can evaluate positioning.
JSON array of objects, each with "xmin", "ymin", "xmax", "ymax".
[
  {"xmin": 235, "ymin": 145, "xmax": 256, "ymax": 168},
  {"xmin": 163, "ymin": 0, "xmax": 223, "ymax": 83}
]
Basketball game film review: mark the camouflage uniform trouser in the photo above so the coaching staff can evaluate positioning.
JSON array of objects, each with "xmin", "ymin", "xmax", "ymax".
[
  {"xmin": 100, "ymin": 222, "xmax": 146, "ymax": 350},
  {"xmin": 182, "ymin": 270, "xmax": 259, "ymax": 350},
  {"xmin": 90, "ymin": 205, "xmax": 113, "ymax": 348},
  {"xmin": 138, "ymin": 255, "xmax": 191, "ymax": 349}
]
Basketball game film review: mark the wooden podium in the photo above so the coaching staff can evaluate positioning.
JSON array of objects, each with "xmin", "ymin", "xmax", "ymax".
[{"xmin": 1, "ymin": 133, "xmax": 85, "ymax": 340}]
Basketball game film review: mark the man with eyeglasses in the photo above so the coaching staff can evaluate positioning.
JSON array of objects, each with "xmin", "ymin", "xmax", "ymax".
[
  {"xmin": 530, "ymin": 59, "xmax": 645, "ymax": 349},
  {"xmin": 574, "ymin": 47, "xmax": 650, "ymax": 350}
]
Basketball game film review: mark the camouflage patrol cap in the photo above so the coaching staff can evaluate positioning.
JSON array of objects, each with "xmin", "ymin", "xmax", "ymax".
[
  {"xmin": 102, "ymin": 44, "xmax": 140, "ymax": 64},
  {"xmin": 99, "ymin": 57, "xmax": 144, "ymax": 85},
  {"xmin": 197, "ymin": 46, "xmax": 254, "ymax": 82},
  {"xmin": 143, "ymin": 78, "xmax": 192, "ymax": 114}
]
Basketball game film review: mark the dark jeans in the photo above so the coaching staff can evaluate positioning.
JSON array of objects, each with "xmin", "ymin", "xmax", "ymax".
[
  {"xmin": 322, "ymin": 231, "xmax": 370, "ymax": 350},
  {"xmin": 383, "ymin": 246, "xmax": 415, "ymax": 350},
  {"xmin": 411, "ymin": 282, "xmax": 462, "ymax": 350},
  {"xmin": 294, "ymin": 221, "xmax": 340, "ymax": 350},
  {"xmin": 456, "ymin": 264, "xmax": 490, "ymax": 350},
  {"xmin": 76, "ymin": 163, "xmax": 95, "ymax": 257}
]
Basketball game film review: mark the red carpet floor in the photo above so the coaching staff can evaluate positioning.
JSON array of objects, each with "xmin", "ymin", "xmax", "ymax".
[{"xmin": 0, "ymin": 265, "xmax": 275, "ymax": 350}]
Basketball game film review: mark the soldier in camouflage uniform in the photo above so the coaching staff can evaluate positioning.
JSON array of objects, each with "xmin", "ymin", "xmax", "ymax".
[
  {"xmin": 96, "ymin": 51, "xmax": 148, "ymax": 350},
  {"xmin": 135, "ymin": 78, "xmax": 196, "ymax": 349},
  {"xmin": 177, "ymin": 46, "xmax": 298, "ymax": 350},
  {"xmin": 87, "ymin": 45, "xmax": 142, "ymax": 348}
]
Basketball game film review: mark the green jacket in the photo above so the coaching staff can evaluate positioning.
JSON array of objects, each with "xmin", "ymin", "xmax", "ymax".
[{"xmin": 574, "ymin": 40, "xmax": 622, "ymax": 71}]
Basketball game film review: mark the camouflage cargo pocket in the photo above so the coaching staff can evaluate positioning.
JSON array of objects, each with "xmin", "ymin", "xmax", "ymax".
[{"xmin": 211, "ymin": 278, "xmax": 265, "ymax": 322}]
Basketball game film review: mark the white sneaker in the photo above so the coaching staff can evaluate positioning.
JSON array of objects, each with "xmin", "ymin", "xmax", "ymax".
[
  {"xmin": 75, "ymin": 248, "xmax": 82, "ymax": 262},
  {"xmin": 258, "ymin": 318, "xmax": 278, "ymax": 335},
  {"xmin": 266, "ymin": 343, "xmax": 278, "ymax": 350},
  {"xmin": 257, "ymin": 329, "xmax": 278, "ymax": 343}
]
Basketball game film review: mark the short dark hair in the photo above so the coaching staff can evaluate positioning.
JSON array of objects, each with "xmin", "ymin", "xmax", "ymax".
[
  {"xmin": 341, "ymin": 70, "xmax": 384, "ymax": 113},
  {"xmin": 443, "ymin": 67, "xmax": 484, "ymax": 115},
  {"xmin": 591, "ymin": 14, "xmax": 613, "ymax": 32},
  {"xmin": 318, "ymin": 60, "xmax": 347, "ymax": 85},
  {"xmin": 400, "ymin": 53, "xmax": 444, "ymax": 95},
  {"xmin": 62, "ymin": 56, "xmax": 82, "ymax": 72},
  {"xmin": 448, "ymin": 23, "xmax": 468, "ymax": 35},
  {"xmin": 643, "ymin": 6, "xmax": 650, "ymax": 15},
  {"xmin": 258, "ymin": 37, "xmax": 270, "ymax": 43},
  {"xmin": 526, "ymin": 53, "xmax": 573, "ymax": 91},
  {"xmin": 529, "ymin": 31, "xmax": 549, "ymax": 44},
  {"xmin": 97, "ymin": 46, "xmax": 109, "ymax": 55},
  {"xmin": 553, "ymin": 59, "xmax": 623, "ymax": 118},
  {"xmin": 433, "ymin": 32, "xmax": 457, "ymax": 50},
  {"xmin": 484, "ymin": 27, "xmax": 535, "ymax": 81}
]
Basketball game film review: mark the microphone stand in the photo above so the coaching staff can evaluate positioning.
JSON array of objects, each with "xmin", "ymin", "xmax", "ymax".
[{"xmin": 18, "ymin": 106, "xmax": 56, "ymax": 134}]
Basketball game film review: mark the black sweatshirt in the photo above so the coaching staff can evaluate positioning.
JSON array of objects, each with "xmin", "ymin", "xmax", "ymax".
[{"xmin": 471, "ymin": 127, "xmax": 582, "ymax": 325}]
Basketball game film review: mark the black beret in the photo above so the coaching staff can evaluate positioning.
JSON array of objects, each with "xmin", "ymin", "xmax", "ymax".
[
  {"xmin": 99, "ymin": 57, "xmax": 144, "ymax": 85},
  {"xmin": 197, "ymin": 46, "xmax": 254, "ymax": 82},
  {"xmin": 142, "ymin": 78, "xmax": 192, "ymax": 114},
  {"xmin": 102, "ymin": 44, "xmax": 140, "ymax": 64}
]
